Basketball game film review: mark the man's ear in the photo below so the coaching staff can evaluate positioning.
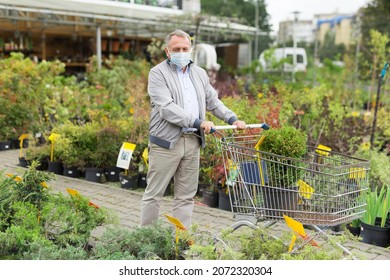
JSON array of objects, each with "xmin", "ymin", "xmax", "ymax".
[{"xmin": 164, "ymin": 48, "xmax": 170, "ymax": 59}]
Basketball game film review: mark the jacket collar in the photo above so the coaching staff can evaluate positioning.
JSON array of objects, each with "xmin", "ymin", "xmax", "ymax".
[{"xmin": 166, "ymin": 59, "xmax": 194, "ymax": 71}]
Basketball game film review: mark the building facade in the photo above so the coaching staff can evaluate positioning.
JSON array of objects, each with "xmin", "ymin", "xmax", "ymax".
[{"xmin": 0, "ymin": 0, "xmax": 256, "ymax": 72}]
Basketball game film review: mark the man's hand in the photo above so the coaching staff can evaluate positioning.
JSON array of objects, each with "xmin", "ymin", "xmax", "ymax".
[
  {"xmin": 233, "ymin": 120, "xmax": 246, "ymax": 130},
  {"xmin": 201, "ymin": 121, "xmax": 215, "ymax": 134}
]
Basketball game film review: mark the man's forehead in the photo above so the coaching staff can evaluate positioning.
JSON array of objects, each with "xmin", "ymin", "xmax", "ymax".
[{"xmin": 170, "ymin": 35, "xmax": 190, "ymax": 45}]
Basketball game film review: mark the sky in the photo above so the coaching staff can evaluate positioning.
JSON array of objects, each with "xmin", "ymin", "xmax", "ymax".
[{"xmin": 265, "ymin": 0, "xmax": 371, "ymax": 35}]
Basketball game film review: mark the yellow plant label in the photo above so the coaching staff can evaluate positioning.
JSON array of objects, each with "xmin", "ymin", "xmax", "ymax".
[
  {"xmin": 142, "ymin": 147, "xmax": 148, "ymax": 168},
  {"xmin": 18, "ymin": 134, "xmax": 29, "ymax": 140},
  {"xmin": 48, "ymin": 133, "xmax": 60, "ymax": 142},
  {"xmin": 315, "ymin": 144, "xmax": 331, "ymax": 156},
  {"xmin": 297, "ymin": 179, "xmax": 314, "ymax": 199},
  {"xmin": 164, "ymin": 214, "xmax": 186, "ymax": 230}
]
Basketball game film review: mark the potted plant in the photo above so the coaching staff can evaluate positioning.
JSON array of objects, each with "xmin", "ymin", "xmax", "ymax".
[
  {"xmin": 346, "ymin": 219, "xmax": 361, "ymax": 237},
  {"xmin": 56, "ymin": 137, "xmax": 83, "ymax": 178},
  {"xmin": 201, "ymin": 163, "xmax": 227, "ymax": 208},
  {"xmin": 0, "ymin": 99, "xmax": 12, "ymax": 151},
  {"xmin": 25, "ymin": 141, "xmax": 50, "ymax": 170},
  {"xmin": 96, "ymin": 125, "xmax": 123, "ymax": 182},
  {"xmin": 360, "ymin": 186, "xmax": 390, "ymax": 247},
  {"xmin": 119, "ymin": 157, "xmax": 140, "ymax": 190},
  {"xmin": 258, "ymin": 125, "xmax": 307, "ymax": 217}
]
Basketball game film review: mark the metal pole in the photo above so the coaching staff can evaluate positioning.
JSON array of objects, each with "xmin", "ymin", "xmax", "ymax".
[
  {"xmin": 96, "ymin": 25, "xmax": 102, "ymax": 71},
  {"xmin": 254, "ymin": 0, "xmax": 259, "ymax": 60},
  {"xmin": 370, "ymin": 62, "xmax": 388, "ymax": 149},
  {"xmin": 292, "ymin": 11, "xmax": 299, "ymax": 83},
  {"xmin": 313, "ymin": 27, "xmax": 318, "ymax": 85}
]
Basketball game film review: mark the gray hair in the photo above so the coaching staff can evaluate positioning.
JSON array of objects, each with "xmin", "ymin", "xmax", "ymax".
[{"xmin": 165, "ymin": 30, "xmax": 191, "ymax": 48}]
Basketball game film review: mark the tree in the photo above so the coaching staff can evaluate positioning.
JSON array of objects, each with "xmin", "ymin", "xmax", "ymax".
[
  {"xmin": 200, "ymin": 0, "xmax": 272, "ymax": 51},
  {"xmin": 201, "ymin": 0, "xmax": 271, "ymax": 32},
  {"xmin": 360, "ymin": 0, "xmax": 390, "ymax": 40},
  {"xmin": 358, "ymin": 0, "xmax": 390, "ymax": 77},
  {"xmin": 318, "ymin": 30, "xmax": 346, "ymax": 62}
]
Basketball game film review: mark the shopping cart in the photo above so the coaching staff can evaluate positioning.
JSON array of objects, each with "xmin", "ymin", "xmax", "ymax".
[{"xmin": 211, "ymin": 124, "xmax": 370, "ymax": 255}]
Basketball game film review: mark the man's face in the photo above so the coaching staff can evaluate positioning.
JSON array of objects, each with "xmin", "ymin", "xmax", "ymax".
[{"xmin": 165, "ymin": 35, "xmax": 191, "ymax": 59}]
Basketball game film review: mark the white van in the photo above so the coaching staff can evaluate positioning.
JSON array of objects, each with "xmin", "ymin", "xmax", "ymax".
[
  {"xmin": 258, "ymin": 47, "xmax": 307, "ymax": 72},
  {"xmin": 192, "ymin": 43, "xmax": 220, "ymax": 71}
]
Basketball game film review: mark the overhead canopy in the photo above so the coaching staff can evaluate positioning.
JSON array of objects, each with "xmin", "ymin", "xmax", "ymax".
[{"xmin": 0, "ymin": 0, "xmax": 260, "ymax": 43}]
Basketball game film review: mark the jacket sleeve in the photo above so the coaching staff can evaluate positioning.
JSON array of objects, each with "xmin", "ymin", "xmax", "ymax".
[{"xmin": 148, "ymin": 66, "xmax": 197, "ymax": 128}]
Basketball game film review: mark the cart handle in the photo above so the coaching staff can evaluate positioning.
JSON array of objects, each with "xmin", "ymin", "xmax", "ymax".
[{"xmin": 210, "ymin": 123, "xmax": 269, "ymax": 133}]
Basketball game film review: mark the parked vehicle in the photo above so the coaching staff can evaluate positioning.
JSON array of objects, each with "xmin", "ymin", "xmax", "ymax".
[
  {"xmin": 258, "ymin": 47, "xmax": 307, "ymax": 72},
  {"xmin": 192, "ymin": 43, "xmax": 220, "ymax": 71}
]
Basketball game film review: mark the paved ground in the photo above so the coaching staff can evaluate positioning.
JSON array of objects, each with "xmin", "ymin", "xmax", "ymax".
[{"xmin": 1, "ymin": 149, "xmax": 389, "ymax": 260}]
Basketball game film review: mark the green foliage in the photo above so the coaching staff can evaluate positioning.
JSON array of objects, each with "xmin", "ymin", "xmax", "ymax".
[
  {"xmin": 318, "ymin": 31, "xmax": 346, "ymax": 62},
  {"xmin": 22, "ymin": 240, "xmax": 89, "ymax": 260},
  {"xmin": 185, "ymin": 226, "xmax": 346, "ymax": 260},
  {"xmin": 361, "ymin": 186, "xmax": 390, "ymax": 227},
  {"xmin": 354, "ymin": 149, "xmax": 390, "ymax": 189},
  {"xmin": 200, "ymin": 0, "xmax": 271, "ymax": 33},
  {"xmin": 0, "ymin": 53, "xmax": 65, "ymax": 138},
  {"xmin": 261, "ymin": 125, "xmax": 307, "ymax": 158},
  {"xmin": 41, "ymin": 193, "xmax": 114, "ymax": 247},
  {"xmin": 0, "ymin": 165, "xmax": 116, "ymax": 259},
  {"xmin": 92, "ymin": 223, "xmax": 185, "ymax": 260}
]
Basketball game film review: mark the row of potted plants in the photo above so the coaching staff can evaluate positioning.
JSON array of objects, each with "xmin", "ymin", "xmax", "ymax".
[{"xmin": 19, "ymin": 115, "xmax": 148, "ymax": 188}]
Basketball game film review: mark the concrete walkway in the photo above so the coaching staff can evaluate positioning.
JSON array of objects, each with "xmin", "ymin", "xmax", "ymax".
[{"xmin": 1, "ymin": 149, "xmax": 389, "ymax": 260}]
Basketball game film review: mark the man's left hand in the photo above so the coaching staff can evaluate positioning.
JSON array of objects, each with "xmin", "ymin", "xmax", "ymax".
[{"xmin": 233, "ymin": 120, "xmax": 246, "ymax": 130}]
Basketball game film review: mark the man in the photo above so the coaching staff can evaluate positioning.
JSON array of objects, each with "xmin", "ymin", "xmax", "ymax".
[{"xmin": 140, "ymin": 30, "xmax": 246, "ymax": 229}]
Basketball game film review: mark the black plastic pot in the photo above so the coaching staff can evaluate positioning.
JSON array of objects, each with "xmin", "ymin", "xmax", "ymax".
[
  {"xmin": 218, "ymin": 189, "xmax": 231, "ymax": 211},
  {"xmin": 104, "ymin": 166, "xmax": 121, "ymax": 182},
  {"xmin": 47, "ymin": 161, "xmax": 64, "ymax": 175},
  {"xmin": 0, "ymin": 140, "xmax": 11, "ymax": 151},
  {"xmin": 346, "ymin": 223, "xmax": 361, "ymax": 237},
  {"xmin": 18, "ymin": 157, "xmax": 30, "ymax": 168},
  {"xmin": 63, "ymin": 166, "xmax": 80, "ymax": 178},
  {"xmin": 203, "ymin": 189, "xmax": 219, "ymax": 208},
  {"xmin": 360, "ymin": 221, "xmax": 390, "ymax": 247},
  {"xmin": 137, "ymin": 173, "xmax": 147, "ymax": 188},
  {"xmin": 119, "ymin": 172, "xmax": 138, "ymax": 190},
  {"xmin": 11, "ymin": 138, "xmax": 29, "ymax": 149},
  {"xmin": 85, "ymin": 167, "xmax": 104, "ymax": 183}
]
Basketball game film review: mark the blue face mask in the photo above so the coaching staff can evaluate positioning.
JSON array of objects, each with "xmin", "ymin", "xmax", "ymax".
[{"xmin": 169, "ymin": 51, "xmax": 191, "ymax": 69}]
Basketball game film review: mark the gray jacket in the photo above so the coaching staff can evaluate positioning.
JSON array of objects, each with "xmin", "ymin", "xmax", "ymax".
[{"xmin": 148, "ymin": 59, "xmax": 238, "ymax": 149}]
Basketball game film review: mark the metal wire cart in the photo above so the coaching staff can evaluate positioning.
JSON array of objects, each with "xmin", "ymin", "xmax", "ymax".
[{"xmin": 212, "ymin": 124, "xmax": 370, "ymax": 255}]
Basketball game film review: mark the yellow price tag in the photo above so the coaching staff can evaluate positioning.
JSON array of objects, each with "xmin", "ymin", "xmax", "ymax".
[
  {"xmin": 18, "ymin": 134, "xmax": 29, "ymax": 158},
  {"xmin": 18, "ymin": 134, "xmax": 29, "ymax": 141},
  {"xmin": 297, "ymin": 179, "xmax": 314, "ymax": 200},
  {"xmin": 48, "ymin": 133, "xmax": 60, "ymax": 142},
  {"xmin": 142, "ymin": 147, "xmax": 148, "ymax": 168},
  {"xmin": 48, "ymin": 133, "xmax": 60, "ymax": 161},
  {"xmin": 164, "ymin": 214, "xmax": 186, "ymax": 230},
  {"xmin": 315, "ymin": 144, "xmax": 331, "ymax": 156}
]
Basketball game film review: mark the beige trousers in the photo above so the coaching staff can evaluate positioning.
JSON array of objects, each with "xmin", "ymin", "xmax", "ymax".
[{"xmin": 140, "ymin": 134, "xmax": 200, "ymax": 229}]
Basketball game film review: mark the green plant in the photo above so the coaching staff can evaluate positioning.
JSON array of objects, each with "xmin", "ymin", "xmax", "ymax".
[
  {"xmin": 350, "ymin": 218, "xmax": 361, "ymax": 228},
  {"xmin": 91, "ymin": 222, "xmax": 188, "ymax": 260},
  {"xmin": 361, "ymin": 186, "xmax": 390, "ymax": 227},
  {"xmin": 261, "ymin": 125, "xmax": 307, "ymax": 158},
  {"xmin": 260, "ymin": 125, "xmax": 307, "ymax": 188},
  {"xmin": 0, "ymin": 165, "xmax": 116, "ymax": 259},
  {"xmin": 25, "ymin": 143, "xmax": 50, "ymax": 164}
]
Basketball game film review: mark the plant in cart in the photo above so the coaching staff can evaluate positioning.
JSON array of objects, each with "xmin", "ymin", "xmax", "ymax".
[{"xmin": 258, "ymin": 125, "xmax": 307, "ymax": 217}]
